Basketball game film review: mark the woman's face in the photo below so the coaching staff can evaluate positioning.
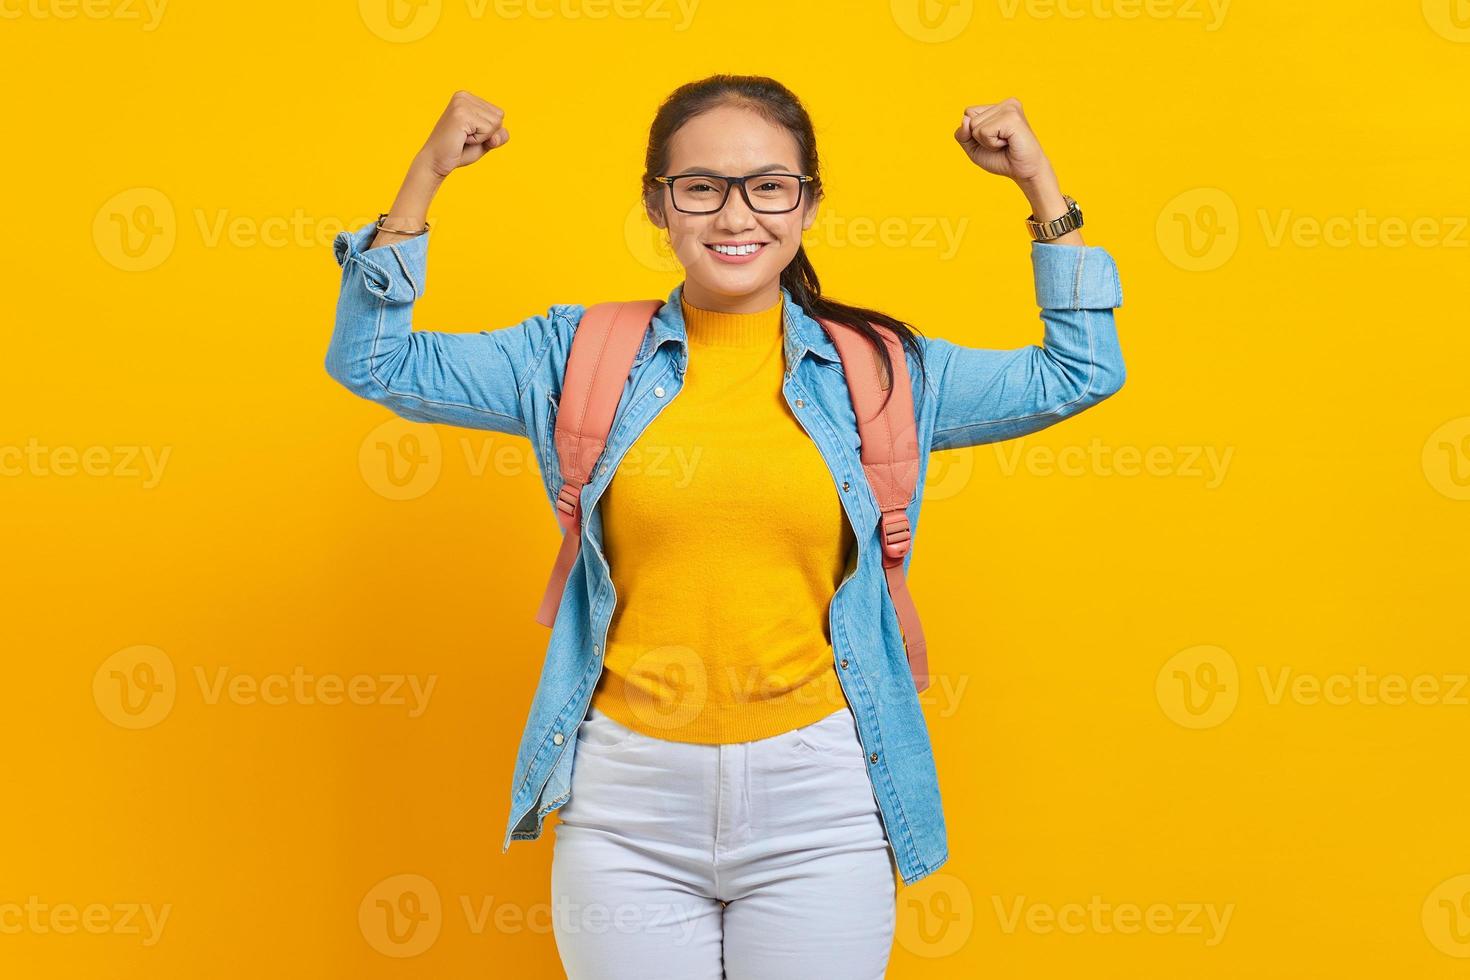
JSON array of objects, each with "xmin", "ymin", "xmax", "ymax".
[{"xmin": 648, "ymin": 104, "xmax": 819, "ymax": 314}]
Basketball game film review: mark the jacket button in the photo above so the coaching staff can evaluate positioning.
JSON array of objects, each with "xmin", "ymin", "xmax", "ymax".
[
  {"xmin": 654, "ymin": 386, "xmax": 665, "ymax": 397},
  {"xmin": 553, "ymin": 732, "xmax": 565, "ymax": 745},
  {"xmin": 842, "ymin": 481, "xmax": 850, "ymax": 492},
  {"xmin": 840, "ymin": 658, "xmax": 849, "ymax": 669},
  {"xmin": 795, "ymin": 398, "xmax": 805, "ymax": 408},
  {"xmin": 869, "ymin": 752, "xmax": 878, "ymax": 763}
]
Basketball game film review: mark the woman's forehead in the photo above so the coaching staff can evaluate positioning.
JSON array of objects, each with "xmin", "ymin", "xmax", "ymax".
[{"xmin": 665, "ymin": 108, "xmax": 801, "ymax": 172}]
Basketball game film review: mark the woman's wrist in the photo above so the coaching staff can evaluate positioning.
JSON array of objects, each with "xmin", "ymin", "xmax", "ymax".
[
  {"xmin": 1015, "ymin": 163, "xmax": 1085, "ymax": 245},
  {"xmin": 369, "ymin": 160, "xmax": 445, "ymax": 250}
]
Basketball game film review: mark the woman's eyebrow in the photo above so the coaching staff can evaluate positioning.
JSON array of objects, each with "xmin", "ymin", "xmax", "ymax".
[{"xmin": 678, "ymin": 163, "xmax": 796, "ymax": 176}]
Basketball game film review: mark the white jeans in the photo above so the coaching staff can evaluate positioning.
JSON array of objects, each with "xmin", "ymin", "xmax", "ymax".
[{"xmin": 550, "ymin": 703, "xmax": 898, "ymax": 979}]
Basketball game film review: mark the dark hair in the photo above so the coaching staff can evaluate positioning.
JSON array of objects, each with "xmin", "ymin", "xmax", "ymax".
[{"xmin": 641, "ymin": 74, "xmax": 930, "ymax": 414}]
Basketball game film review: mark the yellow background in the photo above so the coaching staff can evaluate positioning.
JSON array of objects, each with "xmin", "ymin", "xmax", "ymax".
[{"xmin": 3, "ymin": 0, "xmax": 1469, "ymax": 976}]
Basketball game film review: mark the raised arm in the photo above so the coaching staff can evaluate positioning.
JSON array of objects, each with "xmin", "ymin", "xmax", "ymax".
[
  {"xmin": 927, "ymin": 97, "xmax": 1125, "ymax": 453},
  {"xmin": 324, "ymin": 91, "xmax": 567, "ymax": 438}
]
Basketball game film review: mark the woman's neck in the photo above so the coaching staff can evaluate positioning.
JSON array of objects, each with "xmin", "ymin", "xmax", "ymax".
[{"xmin": 679, "ymin": 280, "xmax": 783, "ymax": 315}]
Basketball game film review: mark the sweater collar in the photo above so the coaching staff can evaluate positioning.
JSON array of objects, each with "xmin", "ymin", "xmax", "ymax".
[{"xmin": 635, "ymin": 282, "xmax": 841, "ymax": 371}]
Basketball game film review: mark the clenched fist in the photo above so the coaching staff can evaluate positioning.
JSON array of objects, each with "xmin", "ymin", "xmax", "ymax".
[
  {"xmin": 954, "ymin": 98, "xmax": 1051, "ymax": 184},
  {"xmin": 417, "ymin": 90, "xmax": 510, "ymax": 179}
]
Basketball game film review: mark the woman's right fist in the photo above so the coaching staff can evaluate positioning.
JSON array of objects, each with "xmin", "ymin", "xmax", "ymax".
[{"xmin": 417, "ymin": 91, "xmax": 509, "ymax": 179}]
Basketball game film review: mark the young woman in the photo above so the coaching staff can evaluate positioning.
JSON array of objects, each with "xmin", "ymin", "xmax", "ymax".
[{"xmin": 327, "ymin": 75, "xmax": 1124, "ymax": 979}]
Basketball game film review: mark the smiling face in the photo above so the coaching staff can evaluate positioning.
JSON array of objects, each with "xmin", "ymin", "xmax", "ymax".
[{"xmin": 647, "ymin": 103, "xmax": 820, "ymax": 314}]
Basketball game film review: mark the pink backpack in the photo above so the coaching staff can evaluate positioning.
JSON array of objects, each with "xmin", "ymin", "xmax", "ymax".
[{"xmin": 533, "ymin": 300, "xmax": 930, "ymax": 694}]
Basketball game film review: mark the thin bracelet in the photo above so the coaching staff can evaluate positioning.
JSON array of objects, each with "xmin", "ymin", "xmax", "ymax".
[{"xmin": 376, "ymin": 212, "xmax": 430, "ymax": 237}]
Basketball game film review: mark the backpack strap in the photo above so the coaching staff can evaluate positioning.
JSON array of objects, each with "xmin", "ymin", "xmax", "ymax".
[
  {"xmin": 817, "ymin": 317, "xmax": 930, "ymax": 694},
  {"xmin": 535, "ymin": 299, "xmax": 664, "ymax": 628}
]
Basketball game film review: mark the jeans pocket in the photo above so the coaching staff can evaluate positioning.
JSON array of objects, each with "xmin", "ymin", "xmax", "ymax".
[
  {"xmin": 574, "ymin": 705, "xmax": 639, "ymax": 751},
  {"xmin": 792, "ymin": 708, "xmax": 868, "ymax": 769}
]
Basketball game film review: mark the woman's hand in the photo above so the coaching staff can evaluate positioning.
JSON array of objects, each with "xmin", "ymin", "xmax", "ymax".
[
  {"xmin": 370, "ymin": 91, "xmax": 509, "ymax": 250},
  {"xmin": 954, "ymin": 97, "xmax": 1083, "ymax": 245},
  {"xmin": 415, "ymin": 90, "xmax": 511, "ymax": 179},
  {"xmin": 953, "ymin": 97, "xmax": 1049, "ymax": 182}
]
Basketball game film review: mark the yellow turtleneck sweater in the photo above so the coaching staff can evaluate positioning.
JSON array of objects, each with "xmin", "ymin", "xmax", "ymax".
[{"xmin": 588, "ymin": 291, "xmax": 855, "ymax": 744}]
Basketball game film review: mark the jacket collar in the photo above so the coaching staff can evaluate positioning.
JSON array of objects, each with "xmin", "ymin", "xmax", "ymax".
[{"xmin": 637, "ymin": 282, "xmax": 841, "ymax": 370}]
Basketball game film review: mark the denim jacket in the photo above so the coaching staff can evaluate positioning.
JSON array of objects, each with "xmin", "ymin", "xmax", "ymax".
[{"xmin": 325, "ymin": 220, "xmax": 1125, "ymax": 887}]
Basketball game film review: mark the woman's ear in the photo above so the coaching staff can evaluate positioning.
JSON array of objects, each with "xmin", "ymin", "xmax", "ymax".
[
  {"xmin": 801, "ymin": 199, "xmax": 819, "ymax": 232},
  {"xmin": 645, "ymin": 197, "xmax": 668, "ymax": 231}
]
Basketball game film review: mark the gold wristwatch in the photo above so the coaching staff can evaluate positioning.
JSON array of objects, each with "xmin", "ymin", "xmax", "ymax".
[{"xmin": 1025, "ymin": 194, "xmax": 1083, "ymax": 241}]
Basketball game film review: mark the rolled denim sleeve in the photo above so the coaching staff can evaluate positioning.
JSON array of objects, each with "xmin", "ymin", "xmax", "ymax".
[
  {"xmin": 925, "ymin": 241, "xmax": 1125, "ymax": 453},
  {"xmin": 325, "ymin": 220, "xmax": 569, "ymax": 438}
]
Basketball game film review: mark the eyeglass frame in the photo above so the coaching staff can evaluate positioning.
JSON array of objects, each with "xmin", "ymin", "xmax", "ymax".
[{"xmin": 653, "ymin": 172, "xmax": 815, "ymax": 215}]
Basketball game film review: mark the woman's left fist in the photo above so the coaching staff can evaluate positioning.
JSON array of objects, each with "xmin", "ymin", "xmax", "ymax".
[{"xmin": 954, "ymin": 98, "xmax": 1051, "ymax": 183}]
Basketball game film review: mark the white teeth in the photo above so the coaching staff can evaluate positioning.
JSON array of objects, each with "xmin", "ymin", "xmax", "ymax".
[{"xmin": 711, "ymin": 243, "xmax": 762, "ymax": 255}]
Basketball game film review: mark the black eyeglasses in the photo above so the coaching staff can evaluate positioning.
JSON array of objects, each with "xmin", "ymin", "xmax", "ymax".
[{"xmin": 654, "ymin": 172, "xmax": 814, "ymax": 215}]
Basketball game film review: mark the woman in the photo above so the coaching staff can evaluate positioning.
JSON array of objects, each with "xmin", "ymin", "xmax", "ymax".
[{"xmin": 327, "ymin": 75, "xmax": 1124, "ymax": 978}]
